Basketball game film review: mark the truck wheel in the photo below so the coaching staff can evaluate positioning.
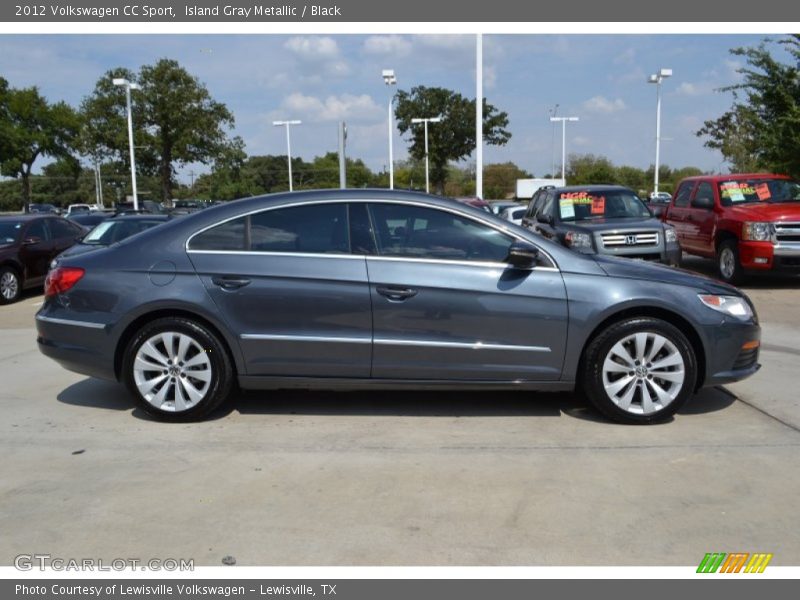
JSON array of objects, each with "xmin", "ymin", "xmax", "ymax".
[
  {"xmin": 580, "ymin": 317, "xmax": 697, "ymax": 424},
  {"xmin": 717, "ymin": 239, "xmax": 745, "ymax": 285}
]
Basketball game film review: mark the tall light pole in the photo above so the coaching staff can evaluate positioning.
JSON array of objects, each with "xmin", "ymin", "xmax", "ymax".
[
  {"xmin": 273, "ymin": 120, "xmax": 301, "ymax": 192},
  {"xmin": 549, "ymin": 116, "xmax": 579, "ymax": 183},
  {"xmin": 112, "ymin": 77, "xmax": 140, "ymax": 210},
  {"xmin": 648, "ymin": 68, "xmax": 673, "ymax": 195},
  {"xmin": 382, "ymin": 69, "xmax": 397, "ymax": 189},
  {"xmin": 548, "ymin": 104, "xmax": 559, "ymax": 178},
  {"xmin": 476, "ymin": 33, "xmax": 483, "ymax": 199},
  {"xmin": 411, "ymin": 116, "xmax": 442, "ymax": 194}
]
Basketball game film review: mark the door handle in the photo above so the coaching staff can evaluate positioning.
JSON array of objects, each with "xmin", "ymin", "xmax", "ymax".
[
  {"xmin": 376, "ymin": 286, "xmax": 418, "ymax": 301},
  {"xmin": 211, "ymin": 276, "xmax": 251, "ymax": 290}
]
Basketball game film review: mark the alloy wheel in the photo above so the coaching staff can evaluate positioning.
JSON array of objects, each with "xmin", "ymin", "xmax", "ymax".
[{"xmin": 0, "ymin": 271, "xmax": 19, "ymax": 301}]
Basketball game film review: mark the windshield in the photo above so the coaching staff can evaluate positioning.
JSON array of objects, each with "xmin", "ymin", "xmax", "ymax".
[
  {"xmin": 558, "ymin": 190, "xmax": 650, "ymax": 221},
  {"xmin": 83, "ymin": 219, "xmax": 163, "ymax": 245},
  {"xmin": 718, "ymin": 179, "xmax": 800, "ymax": 206},
  {"xmin": 0, "ymin": 222, "xmax": 23, "ymax": 245}
]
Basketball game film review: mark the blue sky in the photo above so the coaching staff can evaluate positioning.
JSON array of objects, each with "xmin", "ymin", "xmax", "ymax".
[{"xmin": 0, "ymin": 34, "xmax": 781, "ymax": 182}]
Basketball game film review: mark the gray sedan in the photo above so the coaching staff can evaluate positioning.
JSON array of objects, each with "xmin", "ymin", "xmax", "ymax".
[{"xmin": 36, "ymin": 189, "xmax": 761, "ymax": 424}]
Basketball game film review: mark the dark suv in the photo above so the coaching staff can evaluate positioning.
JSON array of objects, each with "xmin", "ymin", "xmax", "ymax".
[
  {"xmin": 0, "ymin": 215, "xmax": 85, "ymax": 303},
  {"xmin": 522, "ymin": 185, "xmax": 681, "ymax": 265}
]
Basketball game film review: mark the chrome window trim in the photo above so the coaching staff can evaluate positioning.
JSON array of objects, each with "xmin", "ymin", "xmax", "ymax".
[
  {"xmin": 374, "ymin": 338, "xmax": 551, "ymax": 353},
  {"xmin": 184, "ymin": 197, "xmax": 559, "ymax": 270},
  {"xmin": 188, "ymin": 250, "xmax": 365, "ymax": 260},
  {"xmin": 240, "ymin": 333, "xmax": 371, "ymax": 344},
  {"xmin": 36, "ymin": 315, "xmax": 106, "ymax": 329}
]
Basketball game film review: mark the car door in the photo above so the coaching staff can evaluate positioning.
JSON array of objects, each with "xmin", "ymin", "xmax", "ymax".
[
  {"xmin": 365, "ymin": 201, "xmax": 568, "ymax": 381},
  {"xmin": 18, "ymin": 219, "xmax": 54, "ymax": 285},
  {"xmin": 48, "ymin": 218, "xmax": 84, "ymax": 257},
  {"xmin": 664, "ymin": 180, "xmax": 696, "ymax": 249},
  {"xmin": 187, "ymin": 201, "xmax": 372, "ymax": 378},
  {"xmin": 687, "ymin": 181, "xmax": 718, "ymax": 256}
]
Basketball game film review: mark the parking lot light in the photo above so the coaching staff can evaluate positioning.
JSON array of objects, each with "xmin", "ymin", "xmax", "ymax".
[
  {"xmin": 112, "ymin": 77, "xmax": 141, "ymax": 211},
  {"xmin": 273, "ymin": 120, "xmax": 302, "ymax": 192},
  {"xmin": 411, "ymin": 116, "xmax": 443, "ymax": 194},
  {"xmin": 549, "ymin": 116, "xmax": 579, "ymax": 182},
  {"xmin": 382, "ymin": 69, "xmax": 397, "ymax": 190},
  {"xmin": 648, "ymin": 68, "xmax": 673, "ymax": 196}
]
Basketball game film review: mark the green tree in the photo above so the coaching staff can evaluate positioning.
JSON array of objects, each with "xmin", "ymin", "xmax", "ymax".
[
  {"xmin": 483, "ymin": 162, "xmax": 532, "ymax": 199},
  {"xmin": 81, "ymin": 59, "xmax": 238, "ymax": 204},
  {"xmin": 394, "ymin": 86, "xmax": 511, "ymax": 193},
  {"xmin": 566, "ymin": 154, "xmax": 616, "ymax": 185},
  {"xmin": 697, "ymin": 36, "xmax": 800, "ymax": 176},
  {"xmin": 0, "ymin": 86, "xmax": 79, "ymax": 211}
]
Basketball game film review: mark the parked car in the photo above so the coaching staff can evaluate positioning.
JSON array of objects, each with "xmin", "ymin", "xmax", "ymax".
[
  {"xmin": 490, "ymin": 201, "xmax": 519, "ymax": 216},
  {"xmin": 37, "ymin": 189, "xmax": 760, "ymax": 425},
  {"xmin": 663, "ymin": 174, "xmax": 800, "ymax": 284},
  {"xmin": 55, "ymin": 214, "xmax": 171, "ymax": 263},
  {"xmin": 649, "ymin": 191, "xmax": 672, "ymax": 202},
  {"xmin": 500, "ymin": 205, "xmax": 527, "ymax": 226},
  {"xmin": 65, "ymin": 204, "xmax": 93, "ymax": 216},
  {"xmin": 453, "ymin": 196, "xmax": 492, "ymax": 212},
  {"xmin": 67, "ymin": 212, "xmax": 113, "ymax": 229},
  {"xmin": 646, "ymin": 192, "xmax": 673, "ymax": 219},
  {"xmin": 28, "ymin": 203, "xmax": 61, "ymax": 215},
  {"xmin": 0, "ymin": 215, "xmax": 85, "ymax": 304},
  {"xmin": 521, "ymin": 185, "xmax": 681, "ymax": 266}
]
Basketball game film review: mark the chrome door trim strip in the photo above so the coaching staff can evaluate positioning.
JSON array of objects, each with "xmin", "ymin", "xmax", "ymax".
[
  {"xmin": 373, "ymin": 338, "xmax": 551, "ymax": 353},
  {"xmin": 36, "ymin": 315, "xmax": 106, "ymax": 329},
  {"xmin": 187, "ymin": 250, "xmax": 365, "ymax": 260},
  {"xmin": 240, "ymin": 333, "xmax": 371, "ymax": 344}
]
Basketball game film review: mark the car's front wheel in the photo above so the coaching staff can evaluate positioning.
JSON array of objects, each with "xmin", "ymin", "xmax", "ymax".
[
  {"xmin": 0, "ymin": 266, "xmax": 21, "ymax": 304},
  {"xmin": 717, "ymin": 239, "xmax": 745, "ymax": 285},
  {"xmin": 580, "ymin": 317, "xmax": 697, "ymax": 424},
  {"xmin": 122, "ymin": 317, "xmax": 234, "ymax": 421}
]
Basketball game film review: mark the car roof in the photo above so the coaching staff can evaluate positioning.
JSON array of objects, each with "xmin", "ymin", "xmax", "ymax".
[
  {"xmin": 679, "ymin": 173, "xmax": 790, "ymax": 183},
  {"xmin": 0, "ymin": 214, "xmax": 52, "ymax": 223},
  {"xmin": 110, "ymin": 214, "xmax": 170, "ymax": 221}
]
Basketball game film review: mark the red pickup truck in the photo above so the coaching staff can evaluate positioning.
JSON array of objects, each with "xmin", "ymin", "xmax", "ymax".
[{"xmin": 663, "ymin": 173, "xmax": 800, "ymax": 283}]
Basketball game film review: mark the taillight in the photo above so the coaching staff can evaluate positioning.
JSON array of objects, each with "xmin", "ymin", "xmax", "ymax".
[{"xmin": 45, "ymin": 267, "xmax": 85, "ymax": 297}]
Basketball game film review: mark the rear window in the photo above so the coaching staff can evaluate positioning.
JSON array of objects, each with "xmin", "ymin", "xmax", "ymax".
[
  {"xmin": 718, "ymin": 179, "xmax": 800, "ymax": 206},
  {"xmin": 558, "ymin": 190, "xmax": 650, "ymax": 221}
]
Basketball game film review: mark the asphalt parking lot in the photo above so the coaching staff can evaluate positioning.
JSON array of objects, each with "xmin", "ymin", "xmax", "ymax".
[{"xmin": 1, "ymin": 258, "xmax": 799, "ymax": 566}]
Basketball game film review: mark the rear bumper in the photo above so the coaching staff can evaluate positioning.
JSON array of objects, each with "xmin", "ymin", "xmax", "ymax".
[{"xmin": 36, "ymin": 314, "xmax": 117, "ymax": 381}]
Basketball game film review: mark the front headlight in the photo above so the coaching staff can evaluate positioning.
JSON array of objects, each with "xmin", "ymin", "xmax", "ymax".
[
  {"xmin": 698, "ymin": 294, "xmax": 754, "ymax": 320},
  {"xmin": 564, "ymin": 231, "xmax": 593, "ymax": 249},
  {"xmin": 742, "ymin": 221, "xmax": 773, "ymax": 241},
  {"xmin": 664, "ymin": 226, "xmax": 678, "ymax": 244}
]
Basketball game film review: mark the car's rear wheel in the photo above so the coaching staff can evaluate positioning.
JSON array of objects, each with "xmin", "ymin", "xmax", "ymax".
[
  {"xmin": 580, "ymin": 317, "xmax": 697, "ymax": 424},
  {"xmin": 0, "ymin": 266, "xmax": 21, "ymax": 304},
  {"xmin": 122, "ymin": 317, "xmax": 234, "ymax": 421},
  {"xmin": 717, "ymin": 239, "xmax": 745, "ymax": 285}
]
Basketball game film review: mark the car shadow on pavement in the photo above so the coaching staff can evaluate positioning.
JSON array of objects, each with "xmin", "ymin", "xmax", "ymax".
[{"xmin": 55, "ymin": 378, "xmax": 738, "ymax": 423}]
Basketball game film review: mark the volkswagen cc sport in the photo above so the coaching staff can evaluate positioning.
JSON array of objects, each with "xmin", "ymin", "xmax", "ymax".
[{"xmin": 36, "ymin": 190, "xmax": 761, "ymax": 424}]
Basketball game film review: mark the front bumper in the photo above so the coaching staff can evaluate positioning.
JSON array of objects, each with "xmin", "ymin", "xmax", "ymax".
[
  {"xmin": 700, "ymin": 318, "xmax": 761, "ymax": 387},
  {"xmin": 739, "ymin": 240, "xmax": 800, "ymax": 271}
]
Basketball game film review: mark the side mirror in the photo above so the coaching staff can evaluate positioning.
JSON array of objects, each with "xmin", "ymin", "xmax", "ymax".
[
  {"xmin": 506, "ymin": 240, "xmax": 540, "ymax": 269},
  {"xmin": 692, "ymin": 196, "xmax": 714, "ymax": 210},
  {"xmin": 23, "ymin": 236, "xmax": 42, "ymax": 246},
  {"xmin": 538, "ymin": 213, "xmax": 554, "ymax": 225}
]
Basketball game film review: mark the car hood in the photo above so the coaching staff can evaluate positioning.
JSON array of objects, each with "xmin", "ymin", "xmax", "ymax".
[
  {"xmin": 593, "ymin": 254, "xmax": 741, "ymax": 295},
  {"xmin": 726, "ymin": 202, "xmax": 800, "ymax": 222},
  {"xmin": 567, "ymin": 217, "xmax": 666, "ymax": 231}
]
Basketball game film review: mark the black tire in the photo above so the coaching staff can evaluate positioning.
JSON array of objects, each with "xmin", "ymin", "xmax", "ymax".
[
  {"xmin": 579, "ymin": 317, "xmax": 698, "ymax": 424},
  {"xmin": 122, "ymin": 317, "xmax": 234, "ymax": 422},
  {"xmin": 717, "ymin": 239, "xmax": 745, "ymax": 285},
  {"xmin": 0, "ymin": 266, "xmax": 22, "ymax": 305}
]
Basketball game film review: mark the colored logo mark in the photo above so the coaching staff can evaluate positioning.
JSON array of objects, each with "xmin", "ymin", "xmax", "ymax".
[{"xmin": 697, "ymin": 552, "xmax": 773, "ymax": 573}]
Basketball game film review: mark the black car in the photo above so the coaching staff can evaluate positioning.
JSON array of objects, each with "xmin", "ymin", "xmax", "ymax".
[
  {"xmin": 55, "ymin": 214, "xmax": 171, "ymax": 262},
  {"xmin": 522, "ymin": 185, "xmax": 682, "ymax": 265},
  {"xmin": 0, "ymin": 215, "xmax": 85, "ymax": 303},
  {"xmin": 28, "ymin": 203, "xmax": 61, "ymax": 215}
]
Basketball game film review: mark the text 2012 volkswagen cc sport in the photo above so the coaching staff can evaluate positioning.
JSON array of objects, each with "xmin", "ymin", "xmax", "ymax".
[{"xmin": 36, "ymin": 190, "xmax": 761, "ymax": 424}]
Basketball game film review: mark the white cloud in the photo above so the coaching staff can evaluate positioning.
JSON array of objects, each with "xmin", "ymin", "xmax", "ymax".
[
  {"xmin": 572, "ymin": 136, "xmax": 591, "ymax": 147},
  {"xmin": 484, "ymin": 64, "xmax": 497, "ymax": 89},
  {"xmin": 284, "ymin": 36, "xmax": 340, "ymax": 59},
  {"xmin": 363, "ymin": 35, "xmax": 412, "ymax": 57},
  {"xmin": 614, "ymin": 47, "xmax": 636, "ymax": 65},
  {"xmin": 415, "ymin": 35, "xmax": 473, "ymax": 51},
  {"xmin": 278, "ymin": 92, "xmax": 383, "ymax": 123},
  {"xmin": 582, "ymin": 96, "xmax": 627, "ymax": 113},
  {"xmin": 675, "ymin": 82, "xmax": 706, "ymax": 96}
]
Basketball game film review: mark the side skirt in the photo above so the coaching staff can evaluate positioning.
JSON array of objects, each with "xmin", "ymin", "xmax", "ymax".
[{"xmin": 238, "ymin": 376, "xmax": 575, "ymax": 392}]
